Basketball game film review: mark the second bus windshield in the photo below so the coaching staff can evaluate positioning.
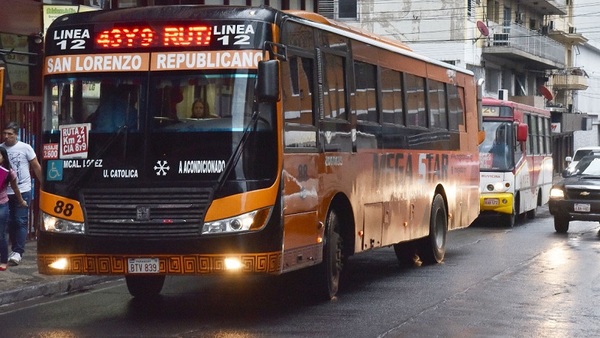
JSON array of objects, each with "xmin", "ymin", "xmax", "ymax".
[{"xmin": 479, "ymin": 121, "xmax": 514, "ymax": 171}]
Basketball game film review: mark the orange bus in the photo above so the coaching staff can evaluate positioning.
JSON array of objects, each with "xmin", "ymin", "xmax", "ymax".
[
  {"xmin": 38, "ymin": 6, "xmax": 482, "ymax": 300},
  {"xmin": 478, "ymin": 97, "xmax": 553, "ymax": 227}
]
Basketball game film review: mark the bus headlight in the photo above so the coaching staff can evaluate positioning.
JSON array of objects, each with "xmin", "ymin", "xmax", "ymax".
[
  {"xmin": 202, "ymin": 207, "xmax": 271, "ymax": 235},
  {"xmin": 485, "ymin": 181, "xmax": 510, "ymax": 192},
  {"xmin": 550, "ymin": 187, "xmax": 565, "ymax": 199},
  {"xmin": 42, "ymin": 213, "xmax": 85, "ymax": 234}
]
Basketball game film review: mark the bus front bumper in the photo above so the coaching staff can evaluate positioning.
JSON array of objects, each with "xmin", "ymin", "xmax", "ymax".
[
  {"xmin": 479, "ymin": 193, "xmax": 514, "ymax": 215},
  {"xmin": 37, "ymin": 252, "xmax": 283, "ymax": 276}
]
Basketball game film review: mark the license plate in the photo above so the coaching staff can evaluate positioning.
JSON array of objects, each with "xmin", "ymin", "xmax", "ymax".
[
  {"xmin": 127, "ymin": 258, "xmax": 159, "ymax": 274},
  {"xmin": 574, "ymin": 203, "xmax": 591, "ymax": 212},
  {"xmin": 484, "ymin": 198, "xmax": 499, "ymax": 206}
]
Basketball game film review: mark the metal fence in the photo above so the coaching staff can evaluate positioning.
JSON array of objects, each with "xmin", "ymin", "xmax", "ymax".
[{"xmin": 490, "ymin": 23, "xmax": 565, "ymax": 66}]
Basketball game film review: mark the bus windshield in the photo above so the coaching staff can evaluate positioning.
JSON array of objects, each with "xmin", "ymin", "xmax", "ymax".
[
  {"xmin": 479, "ymin": 121, "xmax": 513, "ymax": 171},
  {"xmin": 42, "ymin": 70, "xmax": 276, "ymax": 193},
  {"xmin": 45, "ymin": 71, "xmax": 262, "ymax": 132}
]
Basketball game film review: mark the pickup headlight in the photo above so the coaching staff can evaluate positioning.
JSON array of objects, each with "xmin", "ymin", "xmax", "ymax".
[
  {"xmin": 550, "ymin": 187, "xmax": 565, "ymax": 199},
  {"xmin": 42, "ymin": 212, "xmax": 85, "ymax": 234},
  {"xmin": 202, "ymin": 207, "xmax": 271, "ymax": 235}
]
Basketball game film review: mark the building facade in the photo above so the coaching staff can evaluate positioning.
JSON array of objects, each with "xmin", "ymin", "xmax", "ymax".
[{"xmin": 0, "ymin": 0, "xmax": 594, "ymax": 176}]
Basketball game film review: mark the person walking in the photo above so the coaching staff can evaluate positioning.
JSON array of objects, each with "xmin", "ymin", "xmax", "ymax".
[
  {"xmin": 0, "ymin": 147, "xmax": 27, "ymax": 271},
  {"xmin": 1, "ymin": 122, "xmax": 43, "ymax": 266}
]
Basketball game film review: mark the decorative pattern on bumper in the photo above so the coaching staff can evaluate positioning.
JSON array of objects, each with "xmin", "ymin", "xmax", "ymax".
[{"xmin": 38, "ymin": 252, "xmax": 282, "ymax": 275}]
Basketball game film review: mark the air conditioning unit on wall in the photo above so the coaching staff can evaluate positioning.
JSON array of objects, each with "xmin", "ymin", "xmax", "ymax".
[{"xmin": 498, "ymin": 89, "xmax": 509, "ymax": 100}]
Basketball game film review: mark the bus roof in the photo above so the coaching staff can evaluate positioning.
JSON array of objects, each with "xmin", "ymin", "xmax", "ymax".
[
  {"xmin": 482, "ymin": 97, "xmax": 550, "ymax": 116},
  {"xmin": 282, "ymin": 10, "xmax": 474, "ymax": 77},
  {"xmin": 284, "ymin": 10, "xmax": 413, "ymax": 52}
]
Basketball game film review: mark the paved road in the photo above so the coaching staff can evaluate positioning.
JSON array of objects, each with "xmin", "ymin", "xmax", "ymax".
[{"xmin": 1, "ymin": 206, "xmax": 599, "ymax": 337}]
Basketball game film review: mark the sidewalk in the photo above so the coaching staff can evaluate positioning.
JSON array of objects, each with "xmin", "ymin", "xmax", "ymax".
[{"xmin": 0, "ymin": 240, "xmax": 117, "ymax": 307}]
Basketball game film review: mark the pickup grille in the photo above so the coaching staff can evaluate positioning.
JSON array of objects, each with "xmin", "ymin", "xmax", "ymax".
[
  {"xmin": 565, "ymin": 187, "xmax": 600, "ymax": 201},
  {"xmin": 82, "ymin": 187, "xmax": 212, "ymax": 238}
]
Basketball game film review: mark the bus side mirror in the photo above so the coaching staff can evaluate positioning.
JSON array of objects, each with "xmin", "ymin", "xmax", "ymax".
[
  {"xmin": 477, "ymin": 130, "xmax": 485, "ymax": 145},
  {"xmin": 516, "ymin": 123, "xmax": 528, "ymax": 142},
  {"xmin": 256, "ymin": 60, "xmax": 280, "ymax": 103}
]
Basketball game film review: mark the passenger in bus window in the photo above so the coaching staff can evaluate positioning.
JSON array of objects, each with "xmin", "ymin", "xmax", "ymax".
[
  {"xmin": 191, "ymin": 99, "xmax": 218, "ymax": 118},
  {"xmin": 490, "ymin": 125, "xmax": 509, "ymax": 168}
]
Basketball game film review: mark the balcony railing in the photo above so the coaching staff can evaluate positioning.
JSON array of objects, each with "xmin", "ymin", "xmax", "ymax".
[
  {"xmin": 486, "ymin": 23, "xmax": 565, "ymax": 67},
  {"xmin": 553, "ymin": 69, "xmax": 589, "ymax": 90}
]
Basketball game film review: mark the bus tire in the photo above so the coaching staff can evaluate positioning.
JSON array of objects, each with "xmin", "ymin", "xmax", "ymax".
[
  {"xmin": 527, "ymin": 191, "xmax": 541, "ymax": 220},
  {"xmin": 526, "ymin": 207, "xmax": 536, "ymax": 219},
  {"xmin": 418, "ymin": 194, "xmax": 447, "ymax": 264},
  {"xmin": 554, "ymin": 215, "xmax": 569, "ymax": 233},
  {"xmin": 314, "ymin": 208, "xmax": 343, "ymax": 300},
  {"xmin": 503, "ymin": 212, "xmax": 516, "ymax": 228},
  {"xmin": 504, "ymin": 196, "xmax": 518, "ymax": 227},
  {"xmin": 125, "ymin": 275, "xmax": 165, "ymax": 298}
]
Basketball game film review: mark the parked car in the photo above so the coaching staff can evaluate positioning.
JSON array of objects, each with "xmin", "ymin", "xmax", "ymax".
[
  {"xmin": 564, "ymin": 146, "xmax": 600, "ymax": 175},
  {"xmin": 549, "ymin": 154, "xmax": 600, "ymax": 233}
]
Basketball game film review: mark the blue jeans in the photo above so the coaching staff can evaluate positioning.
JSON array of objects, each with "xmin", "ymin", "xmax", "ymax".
[
  {"xmin": 8, "ymin": 191, "xmax": 31, "ymax": 255},
  {"xmin": 0, "ymin": 202, "xmax": 9, "ymax": 264}
]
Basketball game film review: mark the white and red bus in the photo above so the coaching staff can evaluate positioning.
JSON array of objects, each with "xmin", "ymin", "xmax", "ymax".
[
  {"xmin": 478, "ymin": 97, "xmax": 553, "ymax": 227},
  {"xmin": 38, "ymin": 6, "xmax": 482, "ymax": 299}
]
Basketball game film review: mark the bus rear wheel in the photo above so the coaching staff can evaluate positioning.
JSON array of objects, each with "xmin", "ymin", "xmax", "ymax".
[
  {"xmin": 313, "ymin": 208, "xmax": 343, "ymax": 300},
  {"xmin": 526, "ymin": 207, "xmax": 536, "ymax": 219},
  {"xmin": 126, "ymin": 275, "xmax": 165, "ymax": 298},
  {"xmin": 418, "ymin": 194, "xmax": 447, "ymax": 264}
]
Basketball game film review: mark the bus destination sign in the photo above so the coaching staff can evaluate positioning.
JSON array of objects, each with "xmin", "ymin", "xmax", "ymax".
[{"xmin": 46, "ymin": 21, "xmax": 266, "ymax": 54}]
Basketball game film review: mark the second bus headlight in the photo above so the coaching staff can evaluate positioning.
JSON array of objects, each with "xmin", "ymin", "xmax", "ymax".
[
  {"xmin": 41, "ymin": 212, "xmax": 85, "ymax": 234},
  {"xmin": 202, "ymin": 207, "xmax": 271, "ymax": 235}
]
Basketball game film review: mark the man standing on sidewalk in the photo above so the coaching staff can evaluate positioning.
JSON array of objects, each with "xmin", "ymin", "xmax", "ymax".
[{"xmin": 1, "ymin": 122, "xmax": 42, "ymax": 266}]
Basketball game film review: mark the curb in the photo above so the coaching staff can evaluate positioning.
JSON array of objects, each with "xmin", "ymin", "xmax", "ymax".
[{"xmin": 0, "ymin": 276, "xmax": 120, "ymax": 307}]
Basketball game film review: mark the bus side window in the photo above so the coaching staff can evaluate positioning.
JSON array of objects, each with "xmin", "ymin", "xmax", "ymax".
[
  {"xmin": 405, "ymin": 73, "xmax": 427, "ymax": 128},
  {"xmin": 322, "ymin": 53, "xmax": 347, "ymax": 120},
  {"xmin": 354, "ymin": 61, "xmax": 378, "ymax": 123},
  {"xmin": 283, "ymin": 54, "xmax": 315, "ymax": 126},
  {"xmin": 447, "ymin": 85, "xmax": 464, "ymax": 131},
  {"xmin": 428, "ymin": 79, "xmax": 447, "ymax": 129},
  {"xmin": 380, "ymin": 67, "xmax": 404, "ymax": 125}
]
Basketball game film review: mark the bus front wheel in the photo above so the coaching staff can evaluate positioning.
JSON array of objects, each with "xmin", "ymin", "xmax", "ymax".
[
  {"xmin": 503, "ymin": 196, "xmax": 518, "ymax": 228},
  {"xmin": 125, "ymin": 275, "xmax": 165, "ymax": 298},
  {"xmin": 418, "ymin": 194, "xmax": 447, "ymax": 264},
  {"xmin": 313, "ymin": 208, "xmax": 343, "ymax": 300}
]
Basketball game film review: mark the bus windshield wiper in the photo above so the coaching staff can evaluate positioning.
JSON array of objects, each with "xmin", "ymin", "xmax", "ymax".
[{"xmin": 213, "ymin": 105, "xmax": 260, "ymax": 194}]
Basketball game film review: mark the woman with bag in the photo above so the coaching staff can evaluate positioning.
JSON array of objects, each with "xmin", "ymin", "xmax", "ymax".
[{"xmin": 0, "ymin": 147, "xmax": 27, "ymax": 271}]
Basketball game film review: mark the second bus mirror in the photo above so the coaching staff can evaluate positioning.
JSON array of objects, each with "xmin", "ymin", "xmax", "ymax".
[
  {"xmin": 256, "ymin": 60, "xmax": 280, "ymax": 103},
  {"xmin": 516, "ymin": 123, "xmax": 528, "ymax": 142}
]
